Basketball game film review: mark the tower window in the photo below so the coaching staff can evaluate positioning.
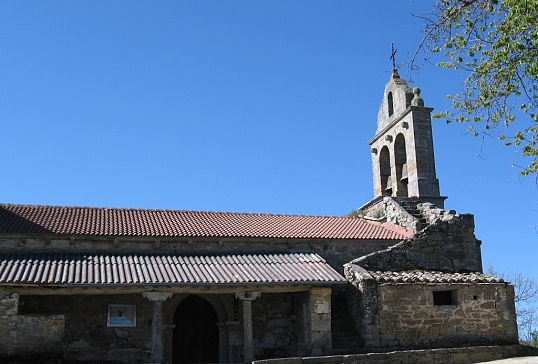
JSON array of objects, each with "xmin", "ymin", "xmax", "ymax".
[{"xmin": 388, "ymin": 92, "xmax": 394, "ymax": 117}]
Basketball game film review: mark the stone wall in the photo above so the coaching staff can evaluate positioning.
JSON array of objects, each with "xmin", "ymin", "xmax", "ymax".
[
  {"xmin": 418, "ymin": 201, "xmax": 457, "ymax": 224},
  {"xmin": 382, "ymin": 197, "xmax": 420, "ymax": 232},
  {"xmin": 252, "ymin": 345, "xmax": 538, "ymax": 364},
  {"xmin": 343, "ymin": 268, "xmax": 518, "ymax": 351},
  {"xmin": 16, "ymin": 293, "xmax": 154, "ymax": 362},
  {"xmin": 251, "ymin": 289, "xmax": 332, "ymax": 359},
  {"xmin": 252, "ymin": 293, "xmax": 304, "ymax": 359},
  {"xmin": 0, "ymin": 293, "xmax": 65, "ymax": 359},
  {"xmin": 377, "ymin": 283, "xmax": 518, "ymax": 349},
  {"xmin": 361, "ymin": 197, "xmax": 461, "ymax": 235},
  {"xmin": 347, "ymin": 279, "xmax": 380, "ymax": 348},
  {"xmin": 348, "ymin": 211, "xmax": 482, "ymax": 273}
]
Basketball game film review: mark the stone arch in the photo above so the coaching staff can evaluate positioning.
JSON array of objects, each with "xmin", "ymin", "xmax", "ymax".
[
  {"xmin": 394, "ymin": 133, "xmax": 408, "ymax": 197},
  {"xmin": 164, "ymin": 294, "xmax": 229, "ymax": 324},
  {"xmin": 379, "ymin": 146, "xmax": 392, "ymax": 196}
]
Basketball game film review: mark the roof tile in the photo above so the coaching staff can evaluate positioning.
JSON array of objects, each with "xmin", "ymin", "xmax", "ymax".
[
  {"xmin": 0, "ymin": 252, "xmax": 345, "ymax": 286},
  {"xmin": 367, "ymin": 270, "xmax": 505, "ymax": 284},
  {"xmin": 0, "ymin": 203, "xmax": 411, "ymax": 240}
]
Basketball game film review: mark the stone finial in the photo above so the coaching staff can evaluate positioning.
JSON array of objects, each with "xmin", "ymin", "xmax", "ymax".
[{"xmin": 411, "ymin": 87, "xmax": 424, "ymax": 107}]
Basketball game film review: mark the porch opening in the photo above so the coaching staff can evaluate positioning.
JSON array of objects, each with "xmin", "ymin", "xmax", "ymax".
[{"xmin": 173, "ymin": 295, "xmax": 219, "ymax": 363}]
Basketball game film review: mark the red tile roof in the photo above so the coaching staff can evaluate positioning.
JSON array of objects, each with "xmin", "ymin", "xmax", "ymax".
[
  {"xmin": 0, "ymin": 252, "xmax": 346, "ymax": 286},
  {"xmin": 0, "ymin": 203, "xmax": 411, "ymax": 240}
]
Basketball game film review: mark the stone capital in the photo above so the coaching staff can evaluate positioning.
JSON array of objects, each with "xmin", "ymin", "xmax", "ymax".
[
  {"xmin": 142, "ymin": 292, "xmax": 173, "ymax": 302},
  {"xmin": 235, "ymin": 291, "xmax": 261, "ymax": 301}
]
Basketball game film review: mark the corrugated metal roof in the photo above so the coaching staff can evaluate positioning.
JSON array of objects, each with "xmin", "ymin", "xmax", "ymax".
[
  {"xmin": 0, "ymin": 203, "xmax": 411, "ymax": 240},
  {"xmin": 0, "ymin": 252, "xmax": 346, "ymax": 286},
  {"xmin": 367, "ymin": 270, "xmax": 505, "ymax": 284}
]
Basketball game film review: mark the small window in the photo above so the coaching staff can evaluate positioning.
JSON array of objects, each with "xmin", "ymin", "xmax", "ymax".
[
  {"xmin": 107, "ymin": 304, "xmax": 136, "ymax": 327},
  {"xmin": 433, "ymin": 290, "xmax": 456, "ymax": 306},
  {"xmin": 388, "ymin": 92, "xmax": 394, "ymax": 117}
]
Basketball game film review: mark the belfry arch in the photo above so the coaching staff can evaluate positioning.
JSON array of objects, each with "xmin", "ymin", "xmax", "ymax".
[
  {"xmin": 394, "ymin": 133, "xmax": 408, "ymax": 197},
  {"xmin": 379, "ymin": 146, "xmax": 391, "ymax": 196}
]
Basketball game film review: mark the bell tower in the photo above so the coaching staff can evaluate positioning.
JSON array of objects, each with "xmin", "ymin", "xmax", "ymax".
[{"xmin": 368, "ymin": 70, "xmax": 445, "ymax": 208}]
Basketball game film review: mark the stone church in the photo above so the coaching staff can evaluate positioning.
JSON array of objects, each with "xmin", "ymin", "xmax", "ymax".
[{"xmin": 0, "ymin": 71, "xmax": 518, "ymax": 363}]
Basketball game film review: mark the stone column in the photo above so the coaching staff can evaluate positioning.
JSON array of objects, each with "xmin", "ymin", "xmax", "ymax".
[
  {"xmin": 235, "ymin": 291, "xmax": 261, "ymax": 363},
  {"xmin": 143, "ymin": 292, "xmax": 173, "ymax": 363},
  {"xmin": 309, "ymin": 287, "xmax": 332, "ymax": 356}
]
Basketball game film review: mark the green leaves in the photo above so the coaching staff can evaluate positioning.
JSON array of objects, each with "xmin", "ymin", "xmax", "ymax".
[{"xmin": 418, "ymin": 0, "xmax": 538, "ymax": 176}]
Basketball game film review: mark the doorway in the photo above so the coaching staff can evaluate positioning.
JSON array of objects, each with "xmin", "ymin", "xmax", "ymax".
[{"xmin": 173, "ymin": 295, "xmax": 219, "ymax": 363}]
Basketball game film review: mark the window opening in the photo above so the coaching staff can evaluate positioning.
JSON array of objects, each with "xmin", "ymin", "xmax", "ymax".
[
  {"xmin": 388, "ymin": 92, "xmax": 394, "ymax": 117},
  {"xmin": 433, "ymin": 290, "xmax": 456, "ymax": 306}
]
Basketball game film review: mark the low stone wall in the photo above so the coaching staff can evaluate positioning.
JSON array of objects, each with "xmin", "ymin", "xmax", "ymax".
[{"xmin": 253, "ymin": 345, "xmax": 538, "ymax": 364}]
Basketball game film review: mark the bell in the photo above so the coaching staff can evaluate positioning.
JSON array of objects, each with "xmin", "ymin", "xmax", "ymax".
[
  {"xmin": 385, "ymin": 176, "xmax": 393, "ymax": 191},
  {"xmin": 401, "ymin": 163, "xmax": 408, "ymax": 181}
]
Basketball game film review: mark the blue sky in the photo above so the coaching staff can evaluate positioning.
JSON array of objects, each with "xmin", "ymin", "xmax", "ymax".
[{"xmin": 1, "ymin": 1, "xmax": 536, "ymax": 280}]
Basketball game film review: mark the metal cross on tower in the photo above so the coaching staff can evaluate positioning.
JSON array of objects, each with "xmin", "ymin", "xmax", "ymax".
[{"xmin": 390, "ymin": 43, "xmax": 398, "ymax": 70}]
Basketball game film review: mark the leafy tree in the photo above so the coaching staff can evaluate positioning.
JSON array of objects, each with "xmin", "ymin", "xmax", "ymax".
[
  {"xmin": 412, "ymin": 0, "xmax": 538, "ymax": 175},
  {"xmin": 487, "ymin": 265, "xmax": 538, "ymax": 345}
]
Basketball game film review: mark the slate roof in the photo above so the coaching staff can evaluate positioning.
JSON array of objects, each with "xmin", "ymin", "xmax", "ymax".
[
  {"xmin": 0, "ymin": 252, "xmax": 346, "ymax": 287},
  {"xmin": 0, "ymin": 203, "xmax": 411, "ymax": 240},
  {"xmin": 367, "ymin": 270, "xmax": 505, "ymax": 284}
]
